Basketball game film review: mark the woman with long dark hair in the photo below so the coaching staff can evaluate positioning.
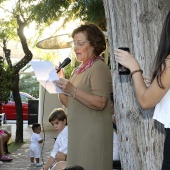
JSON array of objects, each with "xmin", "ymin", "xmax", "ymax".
[{"xmin": 115, "ymin": 11, "xmax": 170, "ymax": 169}]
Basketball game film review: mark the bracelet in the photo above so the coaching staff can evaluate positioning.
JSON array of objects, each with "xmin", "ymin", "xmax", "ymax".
[
  {"xmin": 130, "ymin": 69, "xmax": 143, "ymax": 78},
  {"xmin": 71, "ymin": 86, "xmax": 77, "ymax": 99}
]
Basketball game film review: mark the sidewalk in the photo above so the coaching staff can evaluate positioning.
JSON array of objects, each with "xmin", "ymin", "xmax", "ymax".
[{"xmin": 0, "ymin": 123, "xmax": 55, "ymax": 170}]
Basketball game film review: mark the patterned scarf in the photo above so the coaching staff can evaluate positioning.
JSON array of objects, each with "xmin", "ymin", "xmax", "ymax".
[{"xmin": 76, "ymin": 56, "xmax": 104, "ymax": 74}]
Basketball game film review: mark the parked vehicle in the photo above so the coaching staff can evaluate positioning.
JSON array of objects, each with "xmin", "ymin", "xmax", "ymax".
[{"xmin": 1, "ymin": 92, "xmax": 36, "ymax": 120}]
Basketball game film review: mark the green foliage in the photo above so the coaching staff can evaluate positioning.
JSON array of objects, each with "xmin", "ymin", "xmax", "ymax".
[
  {"xmin": 68, "ymin": 0, "xmax": 106, "ymax": 30},
  {"xmin": 0, "ymin": 0, "xmax": 106, "ymax": 100},
  {"xmin": 30, "ymin": 0, "xmax": 106, "ymax": 30},
  {"xmin": 37, "ymin": 50, "xmax": 61, "ymax": 64},
  {"xmin": 28, "ymin": 0, "xmax": 70, "ymax": 25},
  {"xmin": 64, "ymin": 63, "xmax": 74, "ymax": 79},
  {"xmin": 0, "ymin": 65, "xmax": 14, "ymax": 103},
  {"xmin": 0, "ymin": 0, "xmax": 106, "ymax": 41},
  {"xmin": 19, "ymin": 74, "xmax": 39, "ymax": 98},
  {"xmin": 0, "ymin": 18, "xmax": 18, "ymax": 42},
  {"xmin": 8, "ymin": 142, "xmax": 25, "ymax": 153},
  {"xmin": 64, "ymin": 59, "xmax": 80, "ymax": 79},
  {"xmin": 19, "ymin": 63, "xmax": 39, "ymax": 98}
]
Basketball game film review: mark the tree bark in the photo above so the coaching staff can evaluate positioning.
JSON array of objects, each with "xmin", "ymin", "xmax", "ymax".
[
  {"xmin": 13, "ymin": 75, "xmax": 23, "ymax": 143},
  {"xmin": 103, "ymin": 0, "xmax": 169, "ymax": 169}
]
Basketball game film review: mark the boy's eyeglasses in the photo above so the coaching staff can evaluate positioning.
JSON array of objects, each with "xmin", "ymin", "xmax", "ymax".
[{"xmin": 71, "ymin": 41, "xmax": 90, "ymax": 48}]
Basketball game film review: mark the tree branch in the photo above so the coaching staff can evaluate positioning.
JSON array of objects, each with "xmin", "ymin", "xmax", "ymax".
[{"xmin": 14, "ymin": 15, "xmax": 32, "ymax": 73}]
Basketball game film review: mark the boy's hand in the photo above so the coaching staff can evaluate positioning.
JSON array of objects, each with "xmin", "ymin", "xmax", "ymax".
[
  {"xmin": 39, "ymin": 139, "xmax": 44, "ymax": 143},
  {"xmin": 56, "ymin": 152, "xmax": 67, "ymax": 161}
]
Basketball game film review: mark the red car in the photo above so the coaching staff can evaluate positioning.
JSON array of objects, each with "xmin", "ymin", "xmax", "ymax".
[{"xmin": 1, "ymin": 92, "xmax": 36, "ymax": 120}]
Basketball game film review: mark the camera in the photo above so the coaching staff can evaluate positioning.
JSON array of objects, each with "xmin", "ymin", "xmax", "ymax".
[{"xmin": 118, "ymin": 47, "xmax": 130, "ymax": 75}]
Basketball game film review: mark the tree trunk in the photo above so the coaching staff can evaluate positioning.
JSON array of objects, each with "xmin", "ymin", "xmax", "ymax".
[
  {"xmin": 12, "ymin": 75, "xmax": 23, "ymax": 143},
  {"xmin": 14, "ymin": 16, "xmax": 33, "ymax": 142},
  {"xmin": 103, "ymin": 0, "xmax": 169, "ymax": 169}
]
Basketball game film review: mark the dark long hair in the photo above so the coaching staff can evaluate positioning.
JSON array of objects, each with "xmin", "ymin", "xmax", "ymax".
[{"xmin": 151, "ymin": 11, "xmax": 170, "ymax": 88}]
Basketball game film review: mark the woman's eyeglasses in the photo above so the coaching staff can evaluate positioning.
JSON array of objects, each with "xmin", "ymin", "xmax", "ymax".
[{"xmin": 71, "ymin": 41, "xmax": 90, "ymax": 48}]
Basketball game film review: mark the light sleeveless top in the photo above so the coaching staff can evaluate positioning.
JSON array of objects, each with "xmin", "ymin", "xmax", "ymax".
[{"xmin": 153, "ymin": 89, "xmax": 170, "ymax": 128}]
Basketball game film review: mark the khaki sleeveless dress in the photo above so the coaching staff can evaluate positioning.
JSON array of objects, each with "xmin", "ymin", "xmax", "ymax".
[{"xmin": 67, "ymin": 59, "xmax": 113, "ymax": 170}]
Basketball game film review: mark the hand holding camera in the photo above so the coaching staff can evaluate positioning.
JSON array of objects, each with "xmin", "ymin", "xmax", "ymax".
[
  {"xmin": 115, "ymin": 47, "xmax": 141, "ymax": 76},
  {"xmin": 117, "ymin": 47, "xmax": 130, "ymax": 75}
]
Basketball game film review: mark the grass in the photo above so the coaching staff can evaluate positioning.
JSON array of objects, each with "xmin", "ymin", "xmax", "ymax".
[{"xmin": 8, "ymin": 142, "xmax": 25, "ymax": 153}]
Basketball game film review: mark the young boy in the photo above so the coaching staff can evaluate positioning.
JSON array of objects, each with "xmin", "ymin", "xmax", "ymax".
[
  {"xmin": 29, "ymin": 123, "xmax": 44, "ymax": 167},
  {"xmin": 44, "ymin": 108, "xmax": 68, "ymax": 170}
]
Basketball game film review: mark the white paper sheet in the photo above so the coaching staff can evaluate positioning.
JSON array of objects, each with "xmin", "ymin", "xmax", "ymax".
[{"xmin": 30, "ymin": 61, "xmax": 64, "ymax": 94}]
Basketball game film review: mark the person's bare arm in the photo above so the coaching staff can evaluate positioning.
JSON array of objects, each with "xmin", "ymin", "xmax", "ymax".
[
  {"xmin": 56, "ymin": 78, "xmax": 107, "ymax": 110},
  {"xmin": 75, "ymin": 88, "xmax": 107, "ymax": 110},
  {"xmin": 44, "ymin": 156, "xmax": 55, "ymax": 170},
  {"xmin": 55, "ymin": 152, "xmax": 67, "ymax": 162},
  {"xmin": 50, "ymin": 161, "xmax": 67, "ymax": 170},
  {"xmin": 58, "ymin": 94, "xmax": 68, "ymax": 108},
  {"xmin": 132, "ymin": 64, "xmax": 170, "ymax": 109},
  {"xmin": 115, "ymin": 49, "xmax": 170, "ymax": 109}
]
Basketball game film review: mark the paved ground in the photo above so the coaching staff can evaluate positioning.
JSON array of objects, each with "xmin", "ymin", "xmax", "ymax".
[
  {"xmin": 0, "ymin": 123, "xmax": 56, "ymax": 170},
  {"xmin": 0, "ymin": 122, "xmax": 120, "ymax": 170}
]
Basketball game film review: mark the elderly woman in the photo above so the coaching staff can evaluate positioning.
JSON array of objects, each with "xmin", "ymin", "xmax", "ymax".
[{"xmin": 56, "ymin": 23, "xmax": 112, "ymax": 170}]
